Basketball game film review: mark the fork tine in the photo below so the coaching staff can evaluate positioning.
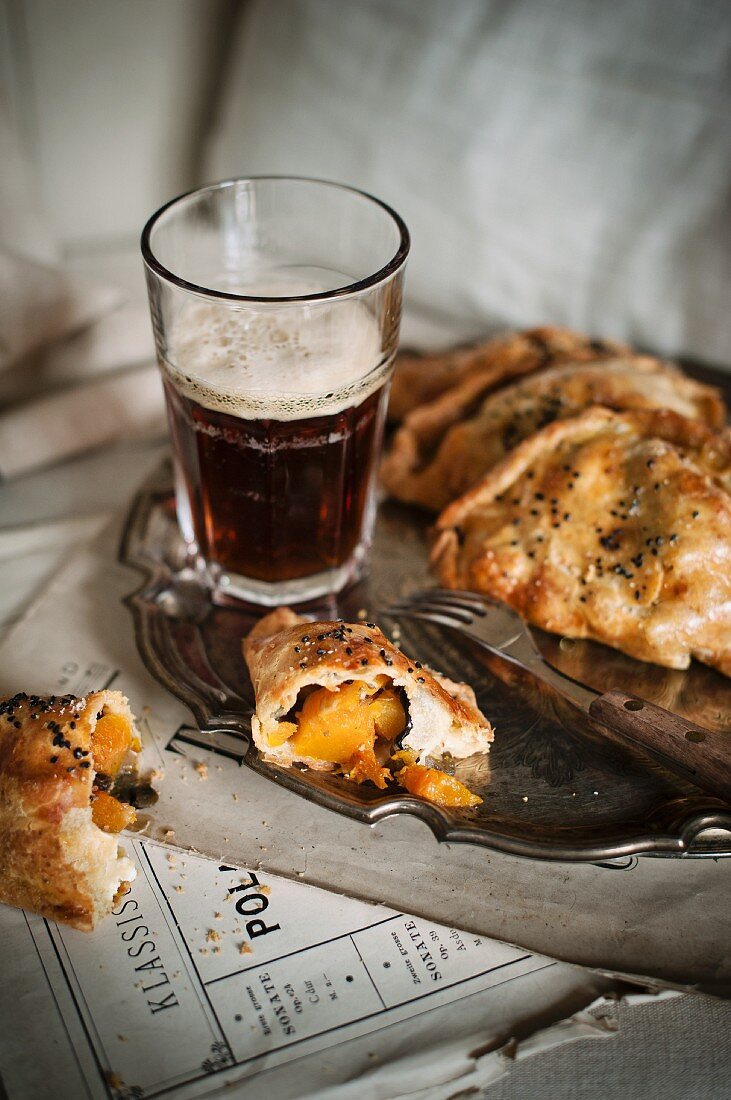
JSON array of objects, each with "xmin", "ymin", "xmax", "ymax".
[
  {"xmin": 390, "ymin": 607, "xmax": 476, "ymax": 630},
  {"xmin": 408, "ymin": 589, "xmax": 488, "ymax": 615},
  {"xmin": 432, "ymin": 587, "xmax": 491, "ymax": 605},
  {"xmin": 391, "ymin": 602, "xmax": 475, "ymax": 625}
]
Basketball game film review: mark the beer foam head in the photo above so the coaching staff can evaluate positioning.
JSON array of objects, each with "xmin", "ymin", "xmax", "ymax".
[{"xmin": 164, "ymin": 288, "xmax": 385, "ymax": 421}]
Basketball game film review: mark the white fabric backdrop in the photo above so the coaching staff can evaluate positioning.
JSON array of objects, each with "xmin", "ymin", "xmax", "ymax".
[{"xmin": 207, "ymin": 0, "xmax": 731, "ymax": 365}]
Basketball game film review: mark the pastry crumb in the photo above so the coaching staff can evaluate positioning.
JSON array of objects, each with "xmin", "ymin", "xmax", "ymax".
[
  {"xmin": 194, "ymin": 761, "xmax": 208, "ymax": 780},
  {"xmin": 239, "ymin": 941, "xmax": 253, "ymax": 955},
  {"xmin": 206, "ymin": 929, "xmax": 221, "ymax": 943}
]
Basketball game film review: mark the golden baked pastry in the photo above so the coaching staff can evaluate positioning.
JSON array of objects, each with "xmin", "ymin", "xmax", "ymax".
[
  {"xmin": 384, "ymin": 357, "xmax": 725, "ymax": 512},
  {"xmin": 243, "ymin": 608, "xmax": 492, "ymax": 804},
  {"xmin": 0, "ymin": 690, "xmax": 141, "ymax": 929},
  {"xmin": 388, "ymin": 325, "xmax": 628, "ymax": 423},
  {"xmin": 433, "ymin": 407, "xmax": 731, "ymax": 675}
]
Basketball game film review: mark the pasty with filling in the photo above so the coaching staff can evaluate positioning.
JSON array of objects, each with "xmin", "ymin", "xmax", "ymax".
[
  {"xmin": 243, "ymin": 608, "xmax": 493, "ymax": 805},
  {"xmin": 0, "ymin": 690, "xmax": 141, "ymax": 929},
  {"xmin": 388, "ymin": 325, "xmax": 628, "ymax": 422},
  {"xmin": 433, "ymin": 407, "xmax": 731, "ymax": 675},
  {"xmin": 384, "ymin": 357, "xmax": 725, "ymax": 512}
]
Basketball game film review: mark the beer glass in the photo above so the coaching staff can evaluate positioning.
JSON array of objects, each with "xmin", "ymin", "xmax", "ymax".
[{"xmin": 142, "ymin": 177, "xmax": 409, "ymax": 605}]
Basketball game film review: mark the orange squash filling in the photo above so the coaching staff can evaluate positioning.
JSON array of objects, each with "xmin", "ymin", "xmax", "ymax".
[
  {"xmin": 93, "ymin": 713, "xmax": 141, "ymax": 775},
  {"xmin": 399, "ymin": 763, "xmax": 482, "ymax": 808},
  {"xmin": 90, "ymin": 712, "xmax": 139, "ymax": 833},
  {"xmin": 269, "ymin": 680, "xmax": 482, "ymax": 806},
  {"xmin": 270, "ymin": 678, "xmax": 407, "ymax": 789},
  {"xmin": 91, "ymin": 790, "xmax": 137, "ymax": 833}
]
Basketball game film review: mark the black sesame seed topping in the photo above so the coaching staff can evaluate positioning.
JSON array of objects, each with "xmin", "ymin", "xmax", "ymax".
[
  {"xmin": 50, "ymin": 755, "xmax": 58, "ymax": 764},
  {"xmin": 345, "ymin": 646, "xmax": 353, "ymax": 655},
  {"xmin": 80, "ymin": 760, "xmax": 91, "ymax": 768},
  {"xmin": 73, "ymin": 747, "xmax": 84, "ymax": 759},
  {"xmin": 600, "ymin": 529, "xmax": 623, "ymax": 551}
]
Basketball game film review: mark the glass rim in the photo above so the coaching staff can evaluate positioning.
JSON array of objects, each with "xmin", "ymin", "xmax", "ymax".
[{"xmin": 140, "ymin": 175, "xmax": 410, "ymax": 304}]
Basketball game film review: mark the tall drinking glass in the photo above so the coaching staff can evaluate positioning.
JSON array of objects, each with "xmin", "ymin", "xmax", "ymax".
[{"xmin": 142, "ymin": 177, "xmax": 409, "ymax": 606}]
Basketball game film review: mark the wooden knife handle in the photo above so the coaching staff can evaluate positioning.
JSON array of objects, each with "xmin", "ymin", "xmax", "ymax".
[{"xmin": 588, "ymin": 689, "xmax": 730, "ymax": 803}]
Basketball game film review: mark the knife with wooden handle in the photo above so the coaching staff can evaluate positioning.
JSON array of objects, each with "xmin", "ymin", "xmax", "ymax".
[
  {"xmin": 388, "ymin": 589, "xmax": 731, "ymax": 804},
  {"xmin": 587, "ymin": 689, "xmax": 730, "ymax": 802}
]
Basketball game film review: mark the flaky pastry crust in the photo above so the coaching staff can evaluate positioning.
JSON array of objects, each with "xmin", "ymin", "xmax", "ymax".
[
  {"xmin": 0, "ymin": 690, "xmax": 138, "ymax": 929},
  {"xmin": 433, "ymin": 407, "xmax": 731, "ymax": 675},
  {"xmin": 384, "ymin": 357, "xmax": 725, "ymax": 512},
  {"xmin": 388, "ymin": 325, "xmax": 628, "ymax": 423},
  {"xmin": 243, "ymin": 608, "xmax": 493, "ymax": 767}
]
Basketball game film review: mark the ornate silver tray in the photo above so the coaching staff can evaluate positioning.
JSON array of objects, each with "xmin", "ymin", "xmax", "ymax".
[{"xmin": 120, "ymin": 459, "xmax": 731, "ymax": 861}]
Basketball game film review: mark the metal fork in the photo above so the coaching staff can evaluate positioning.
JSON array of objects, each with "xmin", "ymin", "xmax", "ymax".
[
  {"xmin": 386, "ymin": 588, "xmax": 597, "ymax": 709},
  {"xmin": 384, "ymin": 588, "xmax": 730, "ymax": 803}
]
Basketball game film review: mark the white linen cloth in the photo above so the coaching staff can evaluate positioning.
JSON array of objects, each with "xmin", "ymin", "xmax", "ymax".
[
  {"xmin": 207, "ymin": 0, "xmax": 731, "ymax": 367},
  {"xmin": 0, "ymin": 92, "xmax": 162, "ymax": 481}
]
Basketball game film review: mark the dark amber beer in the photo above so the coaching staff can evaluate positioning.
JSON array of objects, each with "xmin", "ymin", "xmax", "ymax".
[
  {"xmin": 142, "ymin": 177, "xmax": 409, "ymax": 603},
  {"xmin": 162, "ymin": 375, "xmax": 389, "ymax": 585}
]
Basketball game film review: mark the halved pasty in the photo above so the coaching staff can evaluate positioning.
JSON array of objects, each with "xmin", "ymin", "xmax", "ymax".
[
  {"xmin": 243, "ymin": 608, "xmax": 492, "ymax": 801},
  {"xmin": 388, "ymin": 325, "xmax": 628, "ymax": 423},
  {"xmin": 384, "ymin": 357, "xmax": 725, "ymax": 512},
  {"xmin": 0, "ymin": 690, "xmax": 141, "ymax": 929},
  {"xmin": 433, "ymin": 407, "xmax": 731, "ymax": 675}
]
